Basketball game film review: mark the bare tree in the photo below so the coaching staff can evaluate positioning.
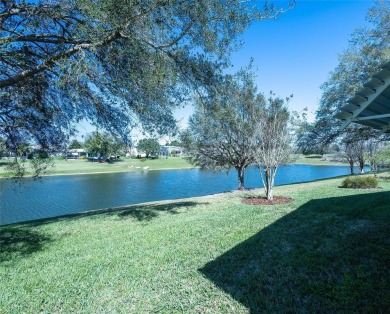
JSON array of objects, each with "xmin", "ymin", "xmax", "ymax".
[
  {"xmin": 340, "ymin": 129, "xmax": 373, "ymax": 174},
  {"xmin": 253, "ymin": 95, "xmax": 292, "ymax": 200},
  {"xmin": 364, "ymin": 139, "xmax": 386, "ymax": 176},
  {"xmin": 353, "ymin": 140, "xmax": 366, "ymax": 174},
  {"xmin": 342, "ymin": 142, "xmax": 356, "ymax": 175}
]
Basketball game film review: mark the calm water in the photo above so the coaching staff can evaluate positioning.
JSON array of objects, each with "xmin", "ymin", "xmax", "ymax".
[{"xmin": 0, "ymin": 164, "xmax": 369, "ymax": 225}]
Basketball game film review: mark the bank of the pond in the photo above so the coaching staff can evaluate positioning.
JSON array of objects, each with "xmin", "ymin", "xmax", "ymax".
[
  {"xmin": 1, "ymin": 173, "xmax": 389, "ymax": 313},
  {"xmin": 0, "ymin": 157, "xmax": 195, "ymax": 178},
  {"xmin": 0, "ymin": 155, "xmax": 351, "ymax": 178}
]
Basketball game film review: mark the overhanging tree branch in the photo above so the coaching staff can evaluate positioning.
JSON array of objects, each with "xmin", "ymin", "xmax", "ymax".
[{"xmin": 0, "ymin": 30, "xmax": 123, "ymax": 88}]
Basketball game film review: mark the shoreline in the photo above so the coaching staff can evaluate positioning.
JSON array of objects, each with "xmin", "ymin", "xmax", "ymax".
[
  {"xmin": 0, "ymin": 162, "xmax": 359, "ymax": 179},
  {"xmin": 0, "ymin": 166, "xmax": 197, "ymax": 179},
  {"xmin": 293, "ymin": 162, "xmax": 348, "ymax": 167}
]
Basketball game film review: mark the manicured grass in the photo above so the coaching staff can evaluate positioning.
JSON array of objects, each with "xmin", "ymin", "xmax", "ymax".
[
  {"xmin": 293, "ymin": 154, "xmax": 347, "ymax": 166},
  {"xmin": 1, "ymin": 173, "xmax": 389, "ymax": 313},
  {"xmin": 0, "ymin": 157, "xmax": 193, "ymax": 177}
]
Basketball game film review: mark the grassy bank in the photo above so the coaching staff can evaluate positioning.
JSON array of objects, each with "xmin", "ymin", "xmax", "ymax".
[
  {"xmin": 293, "ymin": 154, "xmax": 347, "ymax": 166},
  {"xmin": 0, "ymin": 157, "xmax": 193, "ymax": 177},
  {"xmin": 1, "ymin": 173, "xmax": 389, "ymax": 313},
  {"xmin": 0, "ymin": 155, "xmax": 346, "ymax": 178}
]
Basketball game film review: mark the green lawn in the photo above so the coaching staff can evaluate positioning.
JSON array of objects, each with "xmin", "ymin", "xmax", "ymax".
[
  {"xmin": 293, "ymin": 154, "xmax": 347, "ymax": 166},
  {"xmin": 1, "ymin": 173, "xmax": 389, "ymax": 313},
  {"xmin": 0, "ymin": 157, "xmax": 193, "ymax": 177}
]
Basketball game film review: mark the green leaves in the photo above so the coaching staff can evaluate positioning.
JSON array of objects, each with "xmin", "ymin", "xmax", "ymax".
[
  {"xmin": 1, "ymin": 0, "xmax": 294, "ymax": 178},
  {"xmin": 84, "ymin": 131, "xmax": 123, "ymax": 157},
  {"xmin": 137, "ymin": 138, "xmax": 161, "ymax": 158}
]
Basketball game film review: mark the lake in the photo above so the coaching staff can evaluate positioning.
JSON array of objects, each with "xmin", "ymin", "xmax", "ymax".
[{"xmin": 0, "ymin": 164, "xmax": 369, "ymax": 225}]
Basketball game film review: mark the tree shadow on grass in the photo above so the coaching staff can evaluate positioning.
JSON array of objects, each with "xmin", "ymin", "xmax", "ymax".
[
  {"xmin": 19, "ymin": 201, "xmax": 208, "ymax": 227},
  {"xmin": 115, "ymin": 201, "xmax": 206, "ymax": 221},
  {"xmin": 200, "ymin": 191, "xmax": 390, "ymax": 313},
  {"xmin": 0, "ymin": 227, "xmax": 52, "ymax": 263}
]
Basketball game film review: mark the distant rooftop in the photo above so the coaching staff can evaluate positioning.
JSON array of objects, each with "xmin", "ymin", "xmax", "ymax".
[{"xmin": 335, "ymin": 61, "xmax": 390, "ymax": 133}]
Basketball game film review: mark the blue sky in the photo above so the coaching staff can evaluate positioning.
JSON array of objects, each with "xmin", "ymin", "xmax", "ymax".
[{"xmin": 174, "ymin": 0, "xmax": 374, "ymax": 127}]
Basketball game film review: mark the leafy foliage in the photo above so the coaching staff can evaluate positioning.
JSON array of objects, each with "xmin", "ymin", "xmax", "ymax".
[
  {"xmin": 165, "ymin": 140, "xmax": 181, "ymax": 147},
  {"xmin": 137, "ymin": 138, "xmax": 161, "ymax": 158},
  {"xmin": 183, "ymin": 70, "xmax": 264, "ymax": 190},
  {"xmin": 364, "ymin": 142, "xmax": 390, "ymax": 175},
  {"xmin": 84, "ymin": 131, "xmax": 123, "ymax": 158},
  {"xmin": 341, "ymin": 176, "xmax": 379, "ymax": 189},
  {"xmin": 378, "ymin": 144, "xmax": 390, "ymax": 164},
  {"xmin": 0, "ymin": 0, "xmax": 294, "ymax": 178},
  {"xmin": 68, "ymin": 140, "xmax": 83, "ymax": 150}
]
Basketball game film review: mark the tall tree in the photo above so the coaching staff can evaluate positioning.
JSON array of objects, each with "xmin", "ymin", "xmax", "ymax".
[
  {"xmin": 377, "ymin": 144, "xmax": 390, "ymax": 166},
  {"xmin": 84, "ymin": 131, "xmax": 122, "ymax": 158},
  {"xmin": 183, "ymin": 70, "xmax": 264, "ymax": 190},
  {"xmin": 137, "ymin": 138, "xmax": 160, "ymax": 158},
  {"xmin": 341, "ymin": 141, "xmax": 356, "ymax": 175},
  {"xmin": 68, "ymin": 139, "xmax": 83, "ymax": 150},
  {"xmin": 364, "ymin": 139, "xmax": 385, "ymax": 176},
  {"xmin": 0, "ymin": 0, "xmax": 294, "ymax": 177},
  {"xmin": 253, "ymin": 95, "xmax": 292, "ymax": 200},
  {"xmin": 340, "ymin": 128, "xmax": 374, "ymax": 174}
]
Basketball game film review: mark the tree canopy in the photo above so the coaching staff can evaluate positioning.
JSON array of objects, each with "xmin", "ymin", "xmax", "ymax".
[
  {"xmin": 84, "ymin": 131, "xmax": 122, "ymax": 158},
  {"xmin": 137, "ymin": 138, "xmax": 160, "ymax": 158},
  {"xmin": 68, "ymin": 139, "xmax": 83, "ymax": 150},
  {"xmin": 254, "ymin": 95, "xmax": 292, "ymax": 200},
  {"xmin": 0, "ymin": 0, "xmax": 293, "ymax": 156},
  {"xmin": 183, "ymin": 70, "xmax": 265, "ymax": 190}
]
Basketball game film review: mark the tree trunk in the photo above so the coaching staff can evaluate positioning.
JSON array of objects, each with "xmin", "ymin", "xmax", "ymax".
[
  {"xmin": 372, "ymin": 163, "xmax": 377, "ymax": 177},
  {"xmin": 265, "ymin": 167, "xmax": 275, "ymax": 200},
  {"xmin": 264, "ymin": 168, "xmax": 273, "ymax": 200},
  {"xmin": 237, "ymin": 166, "xmax": 245, "ymax": 190},
  {"xmin": 349, "ymin": 160, "xmax": 354, "ymax": 175},
  {"xmin": 266, "ymin": 180, "xmax": 273, "ymax": 200},
  {"xmin": 358, "ymin": 160, "xmax": 365, "ymax": 173}
]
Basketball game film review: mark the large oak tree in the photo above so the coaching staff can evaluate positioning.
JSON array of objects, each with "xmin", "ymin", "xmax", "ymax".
[{"xmin": 0, "ymin": 0, "xmax": 293, "ymax": 178}]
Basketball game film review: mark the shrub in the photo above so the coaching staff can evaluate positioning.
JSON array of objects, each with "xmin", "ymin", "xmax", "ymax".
[
  {"xmin": 37, "ymin": 151, "xmax": 49, "ymax": 159},
  {"xmin": 341, "ymin": 176, "xmax": 379, "ymax": 189}
]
